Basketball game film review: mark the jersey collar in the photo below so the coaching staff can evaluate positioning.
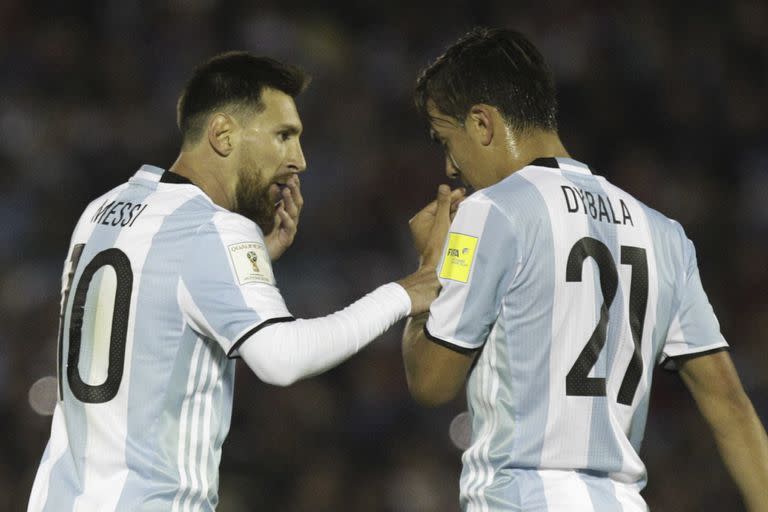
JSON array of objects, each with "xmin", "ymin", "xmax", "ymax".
[{"xmin": 528, "ymin": 157, "xmax": 592, "ymax": 175}]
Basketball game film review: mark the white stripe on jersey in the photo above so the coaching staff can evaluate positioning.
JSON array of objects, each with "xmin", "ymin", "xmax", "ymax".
[
  {"xmin": 172, "ymin": 340, "xmax": 205, "ymax": 512},
  {"xmin": 197, "ymin": 350, "xmax": 222, "ymax": 509},
  {"xmin": 183, "ymin": 343, "xmax": 212, "ymax": 512},
  {"xmin": 464, "ymin": 322, "xmax": 501, "ymax": 511},
  {"xmin": 539, "ymin": 470, "xmax": 594, "ymax": 511},
  {"xmin": 526, "ymin": 169, "xmax": 595, "ymax": 468},
  {"xmin": 182, "ymin": 343, "xmax": 220, "ymax": 511}
]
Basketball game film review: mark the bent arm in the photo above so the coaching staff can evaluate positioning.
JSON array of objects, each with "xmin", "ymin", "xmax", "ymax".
[
  {"xmin": 679, "ymin": 351, "xmax": 768, "ymax": 511},
  {"xmin": 402, "ymin": 314, "xmax": 475, "ymax": 406},
  {"xmin": 238, "ymin": 283, "xmax": 411, "ymax": 386}
]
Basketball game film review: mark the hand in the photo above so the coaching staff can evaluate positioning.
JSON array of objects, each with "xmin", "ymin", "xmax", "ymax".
[
  {"xmin": 398, "ymin": 185, "xmax": 463, "ymax": 315},
  {"xmin": 409, "ymin": 185, "xmax": 465, "ymax": 265},
  {"xmin": 265, "ymin": 174, "xmax": 304, "ymax": 261}
]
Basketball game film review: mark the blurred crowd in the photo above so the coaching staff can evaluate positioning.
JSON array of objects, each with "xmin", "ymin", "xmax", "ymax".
[{"xmin": 1, "ymin": 0, "xmax": 766, "ymax": 510}]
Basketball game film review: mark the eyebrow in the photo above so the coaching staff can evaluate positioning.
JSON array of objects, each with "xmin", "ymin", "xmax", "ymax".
[{"xmin": 276, "ymin": 123, "xmax": 303, "ymax": 136}]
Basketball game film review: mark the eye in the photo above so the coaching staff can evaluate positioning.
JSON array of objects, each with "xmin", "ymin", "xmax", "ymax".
[{"xmin": 279, "ymin": 132, "xmax": 291, "ymax": 142}]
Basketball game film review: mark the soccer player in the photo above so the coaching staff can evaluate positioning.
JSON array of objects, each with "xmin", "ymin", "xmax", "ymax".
[
  {"xmin": 28, "ymin": 52, "xmax": 461, "ymax": 511},
  {"xmin": 402, "ymin": 28, "xmax": 768, "ymax": 511}
]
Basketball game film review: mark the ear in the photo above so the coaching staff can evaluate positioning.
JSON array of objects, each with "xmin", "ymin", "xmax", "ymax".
[
  {"xmin": 207, "ymin": 113, "xmax": 236, "ymax": 157},
  {"xmin": 467, "ymin": 104, "xmax": 495, "ymax": 147}
]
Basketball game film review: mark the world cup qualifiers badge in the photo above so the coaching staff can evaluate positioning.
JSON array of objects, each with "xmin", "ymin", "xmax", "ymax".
[
  {"xmin": 228, "ymin": 242, "xmax": 275, "ymax": 285},
  {"xmin": 246, "ymin": 251, "xmax": 260, "ymax": 272}
]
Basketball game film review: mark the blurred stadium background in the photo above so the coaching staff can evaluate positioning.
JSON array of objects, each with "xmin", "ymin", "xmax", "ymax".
[{"xmin": 1, "ymin": 0, "xmax": 766, "ymax": 510}]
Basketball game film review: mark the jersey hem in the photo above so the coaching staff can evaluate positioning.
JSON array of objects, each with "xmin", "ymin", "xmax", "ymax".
[
  {"xmin": 423, "ymin": 326, "xmax": 481, "ymax": 355},
  {"xmin": 227, "ymin": 316, "xmax": 296, "ymax": 359}
]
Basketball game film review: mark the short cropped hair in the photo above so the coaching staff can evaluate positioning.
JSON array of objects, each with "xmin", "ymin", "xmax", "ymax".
[
  {"xmin": 177, "ymin": 51, "xmax": 310, "ymax": 146},
  {"xmin": 415, "ymin": 27, "xmax": 557, "ymax": 133}
]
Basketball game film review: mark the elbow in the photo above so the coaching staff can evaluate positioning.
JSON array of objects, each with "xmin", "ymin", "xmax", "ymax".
[
  {"xmin": 259, "ymin": 370, "xmax": 300, "ymax": 387},
  {"xmin": 406, "ymin": 376, "xmax": 461, "ymax": 407},
  {"xmin": 247, "ymin": 353, "xmax": 302, "ymax": 387}
]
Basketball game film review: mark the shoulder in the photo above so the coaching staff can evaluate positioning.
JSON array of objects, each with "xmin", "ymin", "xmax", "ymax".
[
  {"xmin": 463, "ymin": 172, "xmax": 554, "ymax": 239},
  {"xmin": 81, "ymin": 183, "xmax": 131, "ymax": 218},
  {"xmin": 191, "ymin": 210, "xmax": 267, "ymax": 246},
  {"xmin": 600, "ymin": 177, "xmax": 693, "ymax": 264}
]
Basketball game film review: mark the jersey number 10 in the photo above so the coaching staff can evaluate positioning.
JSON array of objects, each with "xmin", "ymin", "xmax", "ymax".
[
  {"xmin": 57, "ymin": 244, "xmax": 133, "ymax": 404},
  {"xmin": 565, "ymin": 237, "xmax": 648, "ymax": 406}
]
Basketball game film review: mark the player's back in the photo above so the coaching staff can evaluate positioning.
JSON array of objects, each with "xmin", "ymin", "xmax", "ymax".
[
  {"xmin": 29, "ymin": 165, "xmax": 248, "ymax": 511},
  {"xmin": 426, "ymin": 157, "xmax": 727, "ymax": 511}
]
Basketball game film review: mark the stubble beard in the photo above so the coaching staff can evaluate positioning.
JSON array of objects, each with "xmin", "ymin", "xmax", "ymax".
[{"xmin": 234, "ymin": 165, "xmax": 276, "ymax": 235}]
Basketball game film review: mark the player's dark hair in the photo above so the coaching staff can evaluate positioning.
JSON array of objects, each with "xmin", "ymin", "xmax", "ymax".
[
  {"xmin": 415, "ymin": 27, "xmax": 557, "ymax": 133},
  {"xmin": 177, "ymin": 51, "xmax": 310, "ymax": 146}
]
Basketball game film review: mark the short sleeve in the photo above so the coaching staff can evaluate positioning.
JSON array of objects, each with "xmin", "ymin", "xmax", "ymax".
[
  {"xmin": 659, "ymin": 235, "xmax": 728, "ymax": 370},
  {"xmin": 179, "ymin": 212, "xmax": 293, "ymax": 358},
  {"xmin": 425, "ymin": 198, "xmax": 518, "ymax": 353}
]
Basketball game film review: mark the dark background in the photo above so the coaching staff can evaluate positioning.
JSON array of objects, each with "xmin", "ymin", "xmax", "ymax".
[{"xmin": 1, "ymin": 1, "xmax": 766, "ymax": 510}]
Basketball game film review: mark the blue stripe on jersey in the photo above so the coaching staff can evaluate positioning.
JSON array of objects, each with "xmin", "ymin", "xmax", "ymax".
[
  {"xmin": 490, "ymin": 469, "xmax": 548, "ymax": 511},
  {"xmin": 114, "ymin": 197, "xmax": 218, "ymax": 510},
  {"xmin": 580, "ymin": 471, "xmax": 624, "ymax": 511},
  {"xmin": 43, "ymin": 183, "xmax": 157, "ymax": 512},
  {"xmin": 485, "ymin": 173, "xmax": 556, "ymax": 467},
  {"xmin": 459, "ymin": 174, "xmax": 556, "ymax": 511}
]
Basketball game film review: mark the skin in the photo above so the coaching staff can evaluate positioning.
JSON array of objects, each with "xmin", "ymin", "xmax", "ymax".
[
  {"xmin": 170, "ymin": 87, "xmax": 307, "ymax": 261},
  {"xmin": 679, "ymin": 352, "xmax": 768, "ymax": 511},
  {"xmin": 167, "ymin": 87, "xmax": 463, "ymax": 314},
  {"xmin": 403, "ymin": 100, "xmax": 768, "ymax": 509}
]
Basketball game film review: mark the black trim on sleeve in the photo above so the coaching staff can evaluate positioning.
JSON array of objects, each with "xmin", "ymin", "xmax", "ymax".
[
  {"xmin": 227, "ymin": 316, "xmax": 296, "ymax": 359},
  {"xmin": 661, "ymin": 346, "xmax": 729, "ymax": 372},
  {"xmin": 423, "ymin": 326, "xmax": 481, "ymax": 356}
]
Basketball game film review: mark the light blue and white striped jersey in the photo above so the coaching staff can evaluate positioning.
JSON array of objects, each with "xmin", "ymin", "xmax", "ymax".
[
  {"xmin": 29, "ymin": 165, "xmax": 293, "ymax": 512},
  {"xmin": 425, "ymin": 157, "xmax": 728, "ymax": 512}
]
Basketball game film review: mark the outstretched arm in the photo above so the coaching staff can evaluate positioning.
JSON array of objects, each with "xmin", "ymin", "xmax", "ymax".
[
  {"xmin": 239, "ymin": 185, "xmax": 459, "ymax": 387},
  {"xmin": 679, "ymin": 351, "xmax": 768, "ymax": 511}
]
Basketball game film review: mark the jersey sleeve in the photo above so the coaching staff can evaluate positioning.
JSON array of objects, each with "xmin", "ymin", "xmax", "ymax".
[
  {"xmin": 425, "ymin": 197, "xmax": 519, "ymax": 353},
  {"xmin": 658, "ymin": 232, "xmax": 728, "ymax": 370},
  {"xmin": 179, "ymin": 212, "xmax": 293, "ymax": 358}
]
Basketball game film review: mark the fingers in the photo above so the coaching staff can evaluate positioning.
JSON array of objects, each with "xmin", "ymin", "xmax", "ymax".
[
  {"xmin": 433, "ymin": 184, "xmax": 452, "ymax": 229},
  {"xmin": 420, "ymin": 185, "xmax": 453, "ymax": 267},
  {"xmin": 276, "ymin": 203, "xmax": 296, "ymax": 234},
  {"xmin": 450, "ymin": 187, "xmax": 466, "ymax": 212},
  {"xmin": 285, "ymin": 174, "xmax": 304, "ymax": 214}
]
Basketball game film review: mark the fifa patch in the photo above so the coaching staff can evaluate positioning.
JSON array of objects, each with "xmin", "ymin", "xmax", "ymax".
[
  {"xmin": 439, "ymin": 233, "xmax": 478, "ymax": 283},
  {"xmin": 228, "ymin": 241, "xmax": 275, "ymax": 285}
]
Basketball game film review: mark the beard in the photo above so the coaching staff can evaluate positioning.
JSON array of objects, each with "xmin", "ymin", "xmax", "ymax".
[{"xmin": 234, "ymin": 166, "xmax": 277, "ymax": 235}]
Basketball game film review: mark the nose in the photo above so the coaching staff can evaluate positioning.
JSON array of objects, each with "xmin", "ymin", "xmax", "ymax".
[{"xmin": 288, "ymin": 140, "xmax": 307, "ymax": 174}]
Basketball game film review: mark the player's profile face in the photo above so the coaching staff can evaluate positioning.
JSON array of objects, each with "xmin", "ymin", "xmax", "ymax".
[
  {"xmin": 426, "ymin": 101, "xmax": 478, "ymax": 189},
  {"xmin": 233, "ymin": 88, "xmax": 306, "ymax": 232}
]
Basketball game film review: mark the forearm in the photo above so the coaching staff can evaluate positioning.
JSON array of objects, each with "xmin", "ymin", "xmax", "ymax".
[
  {"xmin": 239, "ymin": 283, "xmax": 411, "ymax": 386},
  {"xmin": 696, "ymin": 391, "xmax": 768, "ymax": 511},
  {"xmin": 402, "ymin": 313, "xmax": 472, "ymax": 406},
  {"xmin": 402, "ymin": 313, "xmax": 430, "ymax": 392}
]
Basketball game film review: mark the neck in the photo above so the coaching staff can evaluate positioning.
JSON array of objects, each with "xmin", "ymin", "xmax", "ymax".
[
  {"xmin": 168, "ymin": 150, "xmax": 235, "ymax": 211},
  {"xmin": 495, "ymin": 129, "xmax": 570, "ymax": 181}
]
